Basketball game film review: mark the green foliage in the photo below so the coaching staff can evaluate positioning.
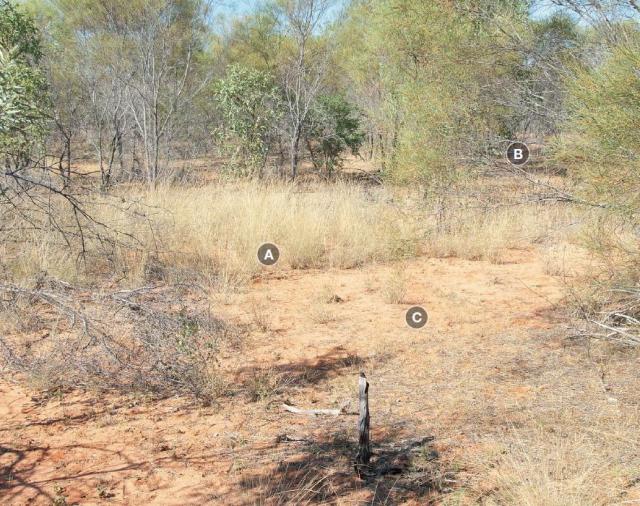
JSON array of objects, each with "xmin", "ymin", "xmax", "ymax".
[
  {"xmin": 558, "ymin": 36, "xmax": 640, "ymax": 214},
  {"xmin": 223, "ymin": 7, "xmax": 282, "ymax": 73},
  {"xmin": 214, "ymin": 65, "xmax": 281, "ymax": 174},
  {"xmin": 337, "ymin": 0, "xmax": 525, "ymax": 185},
  {"xmin": 516, "ymin": 14, "xmax": 580, "ymax": 135},
  {"xmin": 0, "ymin": 1, "xmax": 48, "ymax": 161},
  {"xmin": 308, "ymin": 94, "xmax": 364, "ymax": 175},
  {"xmin": 0, "ymin": 0, "xmax": 42, "ymax": 63}
]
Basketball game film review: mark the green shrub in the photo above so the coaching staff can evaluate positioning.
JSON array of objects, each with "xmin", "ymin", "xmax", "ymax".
[
  {"xmin": 307, "ymin": 94, "xmax": 364, "ymax": 175},
  {"xmin": 0, "ymin": 0, "xmax": 48, "ymax": 162},
  {"xmin": 214, "ymin": 65, "xmax": 281, "ymax": 175},
  {"xmin": 559, "ymin": 40, "xmax": 640, "ymax": 214}
]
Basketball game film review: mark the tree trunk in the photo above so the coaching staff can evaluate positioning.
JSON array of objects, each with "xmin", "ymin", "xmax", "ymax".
[
  {"xmin": 290, "ymin": 127, "xmax": 301, "ymax": 180},
  {"xmin": 66, "ymin": 135, "xmax": 71, "ymax": 182}
]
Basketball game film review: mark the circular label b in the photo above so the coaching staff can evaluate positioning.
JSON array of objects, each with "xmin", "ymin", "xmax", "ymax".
[
  {"xmin": 257, "ymin": 243, "xmax": 280, "ymax": 266},
  {"xmin": 406, "ymin": 306, "xmax": 428, "ymax": 329},
  {"xmin": 506, "ymin": 142, "xmax": 530, "ymax": 166}
]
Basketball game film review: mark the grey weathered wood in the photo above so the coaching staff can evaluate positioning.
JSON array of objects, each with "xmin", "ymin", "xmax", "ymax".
[
  {"xmin": 355, "ymin": 372, "xmax": 371, "ymax": 471},
  {"xmin": 281, "ymin": 403, "xmax": 345, "ymax": 416}
]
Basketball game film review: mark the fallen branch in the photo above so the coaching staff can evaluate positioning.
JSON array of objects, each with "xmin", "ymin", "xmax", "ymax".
[{"xmin": 282, "ymin": 401, "xmax": 349, "ymax": 416}]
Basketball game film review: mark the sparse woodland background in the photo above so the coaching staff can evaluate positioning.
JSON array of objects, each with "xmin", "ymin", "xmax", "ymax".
[{"xmin": 1, "ymin": 0, "xmax": 640, "ymax": 391}]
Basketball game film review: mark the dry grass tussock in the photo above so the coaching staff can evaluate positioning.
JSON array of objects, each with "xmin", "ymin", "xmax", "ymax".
[
  {"xmin": 475, "ymin": 416, "xmax": 640, "ymax": 506},
  {"xmin": 1, "ymin": 178, "xmax": 583, "ymax": 289},
  {"xmin": 568, "ymin": 215, "xmax": 640, "ymax": 347},
  {"xmin": 141, "ymin": 181, "xmax": 421, "ymax": 281},
  {"xmin": 1, "ymin": 181, "xmax": 422, "ymax": 286},
  {"xmin": 425, "ymin": 201, "xmax": 580, "ymax": 263},
  {"xmin": 429, "ymin": 175, "xmax": 583, "ymax": 263}
]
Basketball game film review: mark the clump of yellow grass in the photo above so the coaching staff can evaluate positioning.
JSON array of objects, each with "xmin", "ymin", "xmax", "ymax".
[{"xmin": 3, "ymin": 181, "xmax": 421, "ymax": 286}]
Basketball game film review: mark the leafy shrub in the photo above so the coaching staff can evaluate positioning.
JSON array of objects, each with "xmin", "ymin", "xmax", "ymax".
[
  {"xmin": 214, "ymin": 65, "xmax": 281, "ymax": 175},
  {"xmin": 307, "ymin": 94, "xmax": 364, "ymax": 175},
  {"xmin": 0, "ymin": 0, "xmax": 48, "ymax": 164}
]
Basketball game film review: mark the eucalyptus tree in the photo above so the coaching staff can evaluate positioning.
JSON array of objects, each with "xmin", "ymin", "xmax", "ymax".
[
  {"xmin": 275, "ymin": 0, "xmax": 334, "ymax": 179},
  {"xmin": 39, "ymin": 0, "xmax": 214, "ymax": 185}
]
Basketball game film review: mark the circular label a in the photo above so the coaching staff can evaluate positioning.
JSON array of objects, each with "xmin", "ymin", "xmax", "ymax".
[
  {"xmin": 257, "ymin": 243, "xmax": 280, "ymax": 266},
  {"xmin": 406, "ymin": 306, "xmax": 428, "ymax": 329},
  {"xmin": 506, "ymin": 142, "xmax": 530, "ymax": 166}
]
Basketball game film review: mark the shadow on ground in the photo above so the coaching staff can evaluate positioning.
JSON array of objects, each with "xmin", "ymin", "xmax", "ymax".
[
  {"xmin": 236, "ymin": 427, "xmax": 455, "ymax": 505},
  {"xmin": 236, "ymin": 346, "xmax": 372, "ymax": 396}
]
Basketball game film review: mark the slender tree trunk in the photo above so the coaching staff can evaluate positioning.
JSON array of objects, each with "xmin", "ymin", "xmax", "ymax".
[
  {"xmin": 57, "ymin": 130, "xmax": 72, "ymax": 187},
  {"xmin": 153, "ymin": 96, "xmax": 160, "ymax": 185},
  {"xmin": 116, "ymin": 131, "xmax": 124, "ymax": 180},
  {"xmin": 290, "ymin": 126, "xmax": 301, "ymax": 180},
  {"xmin": 98, "ymin": 128, "xmax": 108, "ymax": 189},
  {"xmin": 278, "ymin": 138, "xmax": 285, "ymax": 177},
  {"xmin": 66, "ymin": 134, "xmax": 71, "ymax": 182}
]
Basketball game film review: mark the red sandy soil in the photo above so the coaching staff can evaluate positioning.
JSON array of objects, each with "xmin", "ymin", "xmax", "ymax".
[{"xmin": 1, "ymin": 249, "xmax": 638, "ymax": 504}]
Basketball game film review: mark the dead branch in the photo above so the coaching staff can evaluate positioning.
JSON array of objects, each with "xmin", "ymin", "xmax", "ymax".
[
  {"xmin": 0, "ymin": 279, "xmax": 238, "ymax": 402},
  {"xmin": 282, "ymin": 400, "xmax": 349, "ymax": 416}
]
